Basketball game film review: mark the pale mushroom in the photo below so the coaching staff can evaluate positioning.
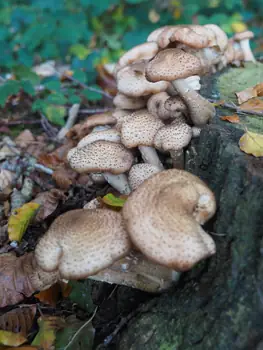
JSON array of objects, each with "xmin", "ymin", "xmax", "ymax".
[
  {"xmin": 128, "ymin": 163, "xmax": 161, "ymax": 191},
  {"xmin": 113, "ymin": 93, "xmax": 147, "ymax": 110},
  {"xmin": 34, "ymin": 209, "xmax": 131, "ymax": 279},
  {"xmin": 77, "ymin": 129, "xmax": 121, "ymax": 148},
  {"xmin": 233, "ymin": 31, "xmax": 255, "ymax": 62},
  {"xmin": 67, "ymin": 140, "xmax": 133, "ymax": 194},
  {"xmin": 122, "ymin": 169, "xmax": 216, "ymax": 271},
  {"xmin": 147, "ymin": 92, "xmax": 171, "ymax": 120},
  {"xmin": 121, "ymin": 109, "xmax": 164, "ymax": 170},
  {"xmin": 146, "ymin": 48, "xmax": 216, "ymax": 126}
]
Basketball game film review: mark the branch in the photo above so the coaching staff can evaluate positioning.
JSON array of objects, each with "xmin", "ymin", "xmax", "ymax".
[
  {"xmin": 57, "ymin": 103, "xmax": 80, "ymax": 140},
  {"xmin": 209, "ymin": 99, "xmax": 263, "ymax": 117},
  {"xmin": 79, "ymin": 107, "xmax": 114, "ymax": 114}
]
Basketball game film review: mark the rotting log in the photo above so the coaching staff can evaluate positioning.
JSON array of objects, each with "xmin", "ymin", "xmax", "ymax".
[{"xmin": 117, "ymin": 79, "xmax": 263, "ymax": 349}]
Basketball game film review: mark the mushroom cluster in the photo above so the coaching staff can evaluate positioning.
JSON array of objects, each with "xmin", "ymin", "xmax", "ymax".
[{"xmin": 30, "ymin": 169, "xmax": 216, "ymax": 293}]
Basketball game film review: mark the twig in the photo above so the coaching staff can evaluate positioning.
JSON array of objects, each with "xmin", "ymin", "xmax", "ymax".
[
  {"xmin": 63, "ymin": 73, "xmax": 113, "ymax": 100},
  {"xmin": 64, "ymin": 306, "xmax": 98, "ymax": 350},
  {"xmin": 79, "ymin": 107, "xmax": 114, "ymax": 114},
  {"xmin": 40, "ymin": 114, "xmax": 58, "ymax": 138},
  {"xmin": 57, "ymin": 103, "xmax": 80, "ymax": 140},
  {"xmin": 34, "ymin": 163, "xmax": 54, "ymax": 175},
  {"xmin": 0, "ymin": 120, "xmax": 41, "ymax": 126},
  {"xmin": 209, "ymin": 99, "xmax": 263, "ymax": 117}
]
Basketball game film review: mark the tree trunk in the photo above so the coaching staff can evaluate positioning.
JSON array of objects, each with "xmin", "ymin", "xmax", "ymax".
[{"xmin": 118, "ymin": 121, "xmax": 263, "ymax": 349}]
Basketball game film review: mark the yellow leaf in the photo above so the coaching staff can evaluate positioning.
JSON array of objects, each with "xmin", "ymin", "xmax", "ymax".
[
  {"xmin": 173, "ymin": 8, "xmax": 181, "ymax": 19},
  {"xmin": 239, "ymin": 131, "xmax": 263, "ymax": 157},
  {"xmin": 32, "ymin": 316, "xmax": 65, "ymax": 350},
  {"xmin": 102, "ymin": 193, "xmax": 127, "ymax": 208},
  {"xmin": 8, "ymin": 202, "xmax": 40, "ymax": 242},
  {"xmin": 240, "ymin": 98, "xmax": 263, "ymax": 112},
  {"xmin": 231, "ymin": 21, "xmax": 247, "ymax": 33},
  {"xmin": 0, "ymin": 330, "xmax": 26, "ymax": 347}
]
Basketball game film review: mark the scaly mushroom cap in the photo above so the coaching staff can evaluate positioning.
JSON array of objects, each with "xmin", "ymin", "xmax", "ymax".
[
  {"xmin": 34, "ymin": 209, "xmax": 131, "ymax": 279},
  {"xmin": 122, "ymin": 169, "xmax": 216, "ymax": 271},
  {"xmin": 113, "ymin": 93, "xmax": 147, "ymax": 110},
  {"xmin": 233, "ymin": 30, "xmax": 254, "ymax": 41},
  {"xmin": 121, "ymin": 109, "xmax": 164, "ymax": 148},
  {"xmin": 146, "ymin": 49, "xmax": 203, "ymax": 82},
  {"xmin": 67, "ymin": 140, "xmax": 134, "ymax": 174},
  {"xmin": 154, "ymin": 123, "xmax": 192, "ymax": 152},
  {"xmin": 117, "ymin": 42, "xmax": 159, "ymax": 70},
  {"xmin": 117, "ymin": 61, "xmax": 169, "ymax": 97},
  {"xmin": 164, "ymin": 96, "xmax": 188, "ymax": 116},
  {"xmin": 82, "ymin": 113, "xmax": 117, "ymax": 132},
  {"xmin": 112, "ymin": 109, "xmax": 133, "ymax": 131},
  {"xmin": 77, "ymin": 129, "xmax": 121, "ymax": 148},
  {"xmin": 128, "ymin": 163, "xmax": 161, "ymax": 191},
  {"xmin": 147, "ymin": 92, "xmax": 171, "ymax": 120}
]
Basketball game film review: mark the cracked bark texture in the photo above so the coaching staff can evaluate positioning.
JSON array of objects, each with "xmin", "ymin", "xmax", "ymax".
[{"xmin": 117, "ymin": 107, "xmax": 263, "ymax": 349}]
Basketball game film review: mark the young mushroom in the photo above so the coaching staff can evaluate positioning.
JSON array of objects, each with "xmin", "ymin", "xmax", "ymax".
[
  {"xmin": 67, "ymin": 140, "xmax": 133, "ymax": 194},
  {"xmin": 233, "ymin": 31, "xmax": 255, "ymax": 62},
  {"xmin": 147, "ymin": 92, "xmax": 171, "ymax": 121},
  {"xmin": 122, "ymin": 169, "xmax": 216, "ymax": 271},
  {"xmin": 121, "ymin": 109, "xmax": 164, "ymax": 170},
  {"xmin": 146, "ymin": 48, "xmax": 216, "ymax": 126}
]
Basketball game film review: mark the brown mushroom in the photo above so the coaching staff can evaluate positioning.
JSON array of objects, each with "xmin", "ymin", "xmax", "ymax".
[
  {"xmin": 122, "ymin": 169, "xmax": 216, "ymax": 271},
  {"xmin": 113, "ymin": 93, "xmax": 147, "ymax": 110},
  {"xmin": 128, "ymin": 163, "xmax": 161, "ymax": 191},
  {"xmin": 147, "ymin": 92, "xmax": 171, "ymax": 120},
  {"xmin": 34, "ymin": 209, "xmax": 131, "ymax": 279}
]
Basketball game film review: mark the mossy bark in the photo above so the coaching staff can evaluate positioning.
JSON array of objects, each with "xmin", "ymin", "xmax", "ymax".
[{"xmin": 117, "ymin": 115, "xmax": 263, "ymax": 349}]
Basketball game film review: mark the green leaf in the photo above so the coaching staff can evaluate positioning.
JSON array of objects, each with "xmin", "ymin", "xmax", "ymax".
[
  {"xmin": 102, "ymin": 193, "xmax": 127, "ymax": 207},
  {"xmin": 46, "ymin": 92, "xmax": 67, "ymax": 105},
  {"xmin": 69, "ymin": 281, "xmax": 95, "ymax": 314},
  {"xmin": 68, "ymin": 94, "xmax": 81, "ymax": 104},
  {"xmin": 55, "ymin": 315, "xmax": 94, "ymax": 350},
  {"xmin": 43, "ymin": 79, "xmax": 61, "ymax": 92},
  {"xmin": 73, "ymin": 70, "xmax": 87, "ymax": 84},
  {"xmin": 81, "ymin": 87, "xmax": 102, "ymax": 101},
  {"xmin": 70, "ymin": 44, "xmax": 90, "ymax": 60},
  {"xmin": 13, "ymin": 65, "xmax": 40, "ymax": 85},
  {"xmin": 44, "ymin": 105, "xmax": 66, "ymax": 126},
  {"xmin": 0, "ymin": 80, "xmax": 21, "ymax": 107},
  {"xmin": 20, "ymin": 80, "xmax": 35, "ymax": 96}
]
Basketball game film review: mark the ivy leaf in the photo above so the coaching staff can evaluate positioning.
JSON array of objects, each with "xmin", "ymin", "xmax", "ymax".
[{"xmin": 70, "ymin": 44, "xmax": 91, "ymax": 60}]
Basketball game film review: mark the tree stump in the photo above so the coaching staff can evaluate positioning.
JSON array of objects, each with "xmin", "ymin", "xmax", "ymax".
[{"xmin": 118, "ymin": 75, "xmax": 263, "ymax": 349}]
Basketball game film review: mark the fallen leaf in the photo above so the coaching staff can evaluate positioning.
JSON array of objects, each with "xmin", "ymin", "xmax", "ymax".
[
  {"xmin": 102, "ymin": 193, "xmax": 127, "ymax": 208},
  {"xmin": 0, "ymin": 145, "xmax": 19, "ymax": 161},
  {"xmin": 8, "ymin": 202, "xmax": 40, "ymax": 242},
  {"xmin": 33, "ymin": 189, "xmax": 67, "ymax": 222},
  {"xmin": 96, "ymin": 64, "xmax": 117, "ymax": 96},
  {"xmin": 239, "ymin": 98, "xmax": 263, "ymax": 112},
  {"xmin": 60, "ymin": 281, "xmax": 72, "ymax": 298},
  {"xmin": 0, "ymin": 347, "xmax": 38, "ymax": 350},
  {"xmin": 32, "ymin": 316, "xmax": 65, "ymax": 350},
  {"xmin": 35, "ymin": 283, "xmax": 61, "ymax": 307},
  {"xmin": 239, "ymin": 130, "xmax": 263, "ymax": 157},
  {"xmin": 0, "ymin": 169, "xmax": 15, "ymax": 192},
  {"xmin": 211, "ymin": 99, "xmax": 225, "ymax": 107},
  {"xmin": 236, "ymin": 83, "xmax": 263, "ymax": 104},
  {"xmin": 15, "ymin": 130, "xmax": 35, "ymax": 148},
  {"xmin": 52, "ymin": 167, "xmax": 78, "ymax": 190},
  {"xmin": 253, "ymin": 83, "xmax": 263, "ymax": 97},
  {"xmin": 0, "ymin": 330, "xmax": 27, "ymax": 347},
  {"xmin": 37, "ymin": 153, "xmax": 63, "ymax": 169},
  {"xmin": 0, "ymin": 306, "xmax": 36, "ymax": 337},
  {"xmin": 0, "ymin": 253, "xmax": 58, "ymax": 308},
  {"xmin": 220, "ymin": 114, "xmax": 240, "ymax": 123}
]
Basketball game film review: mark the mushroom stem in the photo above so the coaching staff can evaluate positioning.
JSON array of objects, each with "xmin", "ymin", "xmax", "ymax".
[
  {"xmin": 103, "ymin": 172, "xmax": 131, "ymax": 194},
  {"xmin": 171, "ymin": 78, "xmax": 216, "ymax": 126},
  {"xmin": 239, "ymin": 39, "xmax": 256, "ymax": 62},
  {"xmin": 138, "ymin": 145, "xmax": 164, "ymax": 170},
  {"xmin": 170, "ymin": 149, "xmax": 184, "ymax": 169}
]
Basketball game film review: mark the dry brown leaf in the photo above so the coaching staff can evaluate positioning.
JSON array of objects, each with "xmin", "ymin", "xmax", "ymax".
[
  {"xmin": 33, "ymin": 188, "xmax": 67, "ymax": 222},
  {"xmin": 52, "ymin": 166, "xmax": 78, "ymax": 190},
  {"xmin": 253, "ymin": 83, "xmax": 263, "ymax": 97},
  {"xmin": 0, "ymin": 306, "xmax": 36, "ymax": 337},
  {"xmin": 37, "ymin": 153, "xmax": 63, "ymax": 170},
  {"xmin": 0, "ymin": 169, "xmax": 15, "ymax": 192},
  {"xmin": 35, "ymin": 283, "xmax": 61, "ymax": 307},
  {"xmin": 15, "ymin": 130, "xmax": 35, "ymax": 148},
  {"xmin": 220, "ymin": 114, "xmax": 240, "ymax": 123},
  {"xmin": 50, "ymin": 140, "xmax": 75, "ymax": 161},
  {"xmin": 239, "ymin": 98, "xmax": 263, "ymax": 112},
  {"xmin": 0, "ymin": 253, "xmax": 58, "ymax": 308},
  {"xmin": 236, "ymin": 83, "xmax": 263, "ymax": 104},
  {"xmin": 96, "ymin": 64, "xmax": 117, "ymax": 96}
]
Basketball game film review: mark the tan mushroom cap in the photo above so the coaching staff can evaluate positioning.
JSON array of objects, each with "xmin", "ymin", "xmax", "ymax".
[
  {"xmin": 128, "ymin": 163, "xmax": 161, "ymax": 191},
  {"xmin": 233, "ymin": 30, "xmax": 254, "ymax": 41},
  {"xmin": 34, "ymin": 209, "xmax": 131, "ymax": 279},
  {"xmin": 82, "ymin": 113, "xmax": 117, "ymax": 132},
  {"xmin": 147, "ymin": 92, "xmax": 171, "ymax": 120},
  {"xmin": 121, "ymin": 109, "xmax": 164, "ymax": 148},
  {"xmin": 154, "ymin": 123, "xmax": 192, "ymax": 152},
  {"xmin": 67, "ymin": 140, "xmax": 134, "ymax": 174},
  {"xmin": 164, "ymin": 96, "xmax": 188, "ymax": 116},
  {"xmin": 77, "ymin": 129, "xmax": 121, "ymax": 148},
  {"xmin": 146, "ymin": 48, "xmax": 203, "ymax": 83},
  {"xmin": 122, "ymin": 169, "xmax": 216, "ymax": 271},
  {"xmin": 204, "ymin": 24, "xmax": 228, "ymax": 52},
  {"xmin": 113, "ymin": 93, "xmax": 147, "ymax": 110},
  {"xmin": 112, "ymin": 109, "xmax": 132, "ymax": 131},
  {"xmin": 147, "ymin": 26, "xmax": 172, "ymax": 42},
  {"xmin": 117, "ymin": 42, "xmax": 159, "ymax": 70},
  {"xmin": 117, "ymin": 61, "xmax": 169, "ymax": 97}
]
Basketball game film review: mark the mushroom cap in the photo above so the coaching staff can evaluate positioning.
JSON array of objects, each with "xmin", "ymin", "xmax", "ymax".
[
  {"xmin": 147, "ymin": 92, "xmax": 171, "ymax": 120},
  {"xmin": 112, "ymin": 109, "xmax": 133, "ymax": 131},
  {"xmin": 146, "ymin": 49, "xmax": 203, "ymax": 83},
  {"xmin": 233, "ymin": 30, "xmax": 254, "ymax": 41},
  {"xmin": 128, "ymin": 163, "xmax": 161, "ymax": 191},
  {"xmin": 67, "ymin": 140, "xmax": 134, "ymax": 174},
  {"xmin": 164, "ymin": 96, "xmax": 188, "ymax": 115},
  {"xmin": 121, "ymin": 109, "xmax": 164, "ymax": 148},
  {"xmin": 117, "ymin": 42, "xmax": 159, "ymax": 70},
  {"xmin": 113, "ymin": 93, "xmax": 147, "ymax": 110},
  {"xmin": 122, "ymin": 169, "xmax": 216, "ymax": 271},
  {"xmin": 77, "ymin": 129, "xmax": 121, "ymax": 148},
  {"xmin": 204, "ymin": 24, "xmax": 228, "ymax": 52},
  {"xmin": 154, "ymin": 122, "xmax": 192, "ymax": 152},
  {"xmin": 34, "ymin": 209, "xmax": 131, "ymax": 279},
  {"xmin": 77, "ymin": 113, "xmax": 117, "ymax": 136},
  {"xmin": 117, "ymin": 61, "xmax": 169, "ymax": 97},
  {"xmin": 147, "ymin": 26, "xmax": 172, "ymax": 42}
]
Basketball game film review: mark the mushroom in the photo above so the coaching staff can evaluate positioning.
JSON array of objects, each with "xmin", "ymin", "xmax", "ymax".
[
  {"xmin": 122, "ymin": 169, "xmax": 216, "ymax": 271},
  {"xmin": 146, "ymin": 48, "xmax": 216, "ymax": 126},
  {"xmin": 147, "ymin": 92, "xmax": 171, "ymax": 120},
  {"xmin": 121, "ymin": 109, "xmax": 164, "ymax": 170},
  {"xmin": 164, "ymin": 96, "xmax": 188, "ymax": 120},
  {"xmin": 233, "ymin": 31, "xmax": 255, "ymax": 62},
  {"xmin": 116, "ymin": 61, "xmax": 169, "ymax": 97},
  {"xmin": 128, "ymin": 163, "xmax": 161, "ymax": 191},
  {"xmin": 67, "ymin": 140, "xmax": 133, "ymax": 194},
  {"xmin": 34, "ymin": 209, "xmax": 131, "ymax": 279},
  {"xmin": 154, "ymin": 120, "xmax": 192, "ymax": 169},
  {"xmin": 77, "ymin": 129, "xmax": 121, "ymax": 148},
  {"xmin": 113, "ymin": 93, "xmax": 147, "ymax": 110}
]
